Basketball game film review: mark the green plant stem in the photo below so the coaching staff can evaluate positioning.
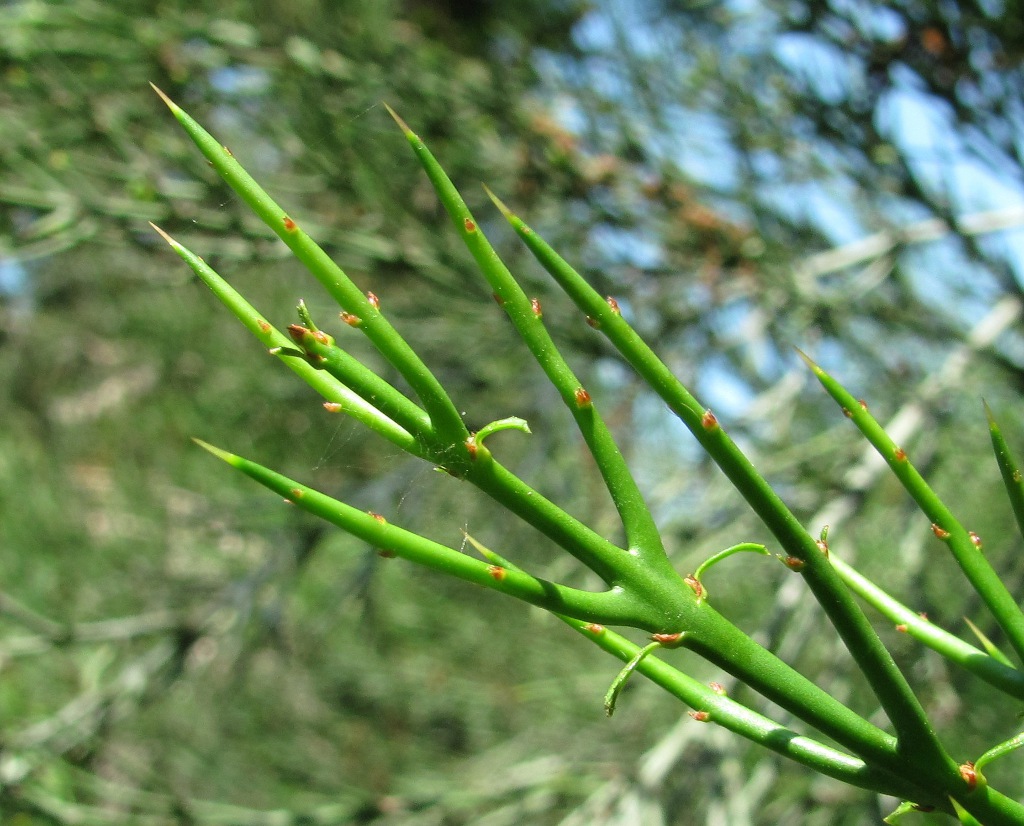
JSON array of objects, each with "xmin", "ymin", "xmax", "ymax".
[
  {"xmin": 986, "ymin": 402, "xmax": 1024, "ymax": 541},
  {"xmin": 692, "ymin": 542, "xmax": 771, "ymax": 589},
  {"xmin": 391, "ymin": 108, "xmax": 669, "ymax": 572},
  {"xmin": 152, "ymin": 86, "xmax": 469, "ymax": 447},
  {"xmin": 491, "ymin": 196, "xmax": 954, "ymax": 772},
  {"xmin": 581, "ymin": 620, "xmax": 933, "ymax": 801},
  {"xmin": 466, "ymin": 540, "xmax": 932, "ymax": 804},
  {"xmin": 197, "ymin": 435, "xmax": 913, "ymax": 770},
  {"xmin": 152, "ymin": 224, "xmax": 419, "ymax": 453},
  {"xmin": 832, "ymin": 556, "xmax": 1024, "ymax": 700},
  {"xmin": 976, "ymin": 731, "xmax": 1024, "ymax": 773},
  {"xmin": 193, "ymin": 440, "xmax": 645, "ymax": 627},
  {"xmin": 683, "ymin": 606, "xmax": 904, "ymax": 772},
  {"xmin": 805, "ymin": 355, "xmax": 1024, "ymax": 667},
  {"xmin": 956, "ymin": 788, "xmax": 1024, "ymax": 826},
  {"xmin": 287, "ymin": 323, "xmax": 433, "ymax": 441},
  {"xmin": 464, "ymin": 455, "xmax": 647, "ymax": 591}
]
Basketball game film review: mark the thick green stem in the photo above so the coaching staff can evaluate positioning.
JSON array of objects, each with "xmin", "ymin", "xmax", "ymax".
[
  {"xmin": 494, "ymin": 199, "xmax": 953, "ymax": 770},
  {"xmin": 465, "ymin": 539, "xmax": 932, "ymax": 804},
  {"xmin": 563, "ymin": 617, "xmax": 937, "ymax": 805},
  {"xmin": 684, "ymin": 606, "xmax": 902, "ymax": 770},
  {"xmin": 465, "ymin": 456, "xmax": 693, "ymax": 628}
]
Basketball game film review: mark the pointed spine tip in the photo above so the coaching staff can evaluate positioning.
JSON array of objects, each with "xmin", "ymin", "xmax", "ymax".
[
  {"xmin": 150, "ymin": 83, "xmax": 179, "ymax": 113},
  {"xmin": 149, "ymin": 222, "xmax": 179, "ymax": 248},
  {"xmin": 483, "ymin": 184, "xmax": 514, "ymax": 219},
  {"xmin": 382, "ymin": 102, "xmax": 413, "ymax": 136},
  {"xmin": 794, "ymin": 347, "xmax": 822, "ymax": 375},
  {"xmin": 191, "ymin": 437, "xmax": 237, "ymax": 465},
  {"xmin": 983, "ymin": 399, "xmax": 997, "ymax": 427}
]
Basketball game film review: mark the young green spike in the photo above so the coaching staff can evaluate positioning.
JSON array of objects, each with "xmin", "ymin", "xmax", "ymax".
[{"xmin": 985, "ymin": 401, "xmax": 1024, "ymax": 540}]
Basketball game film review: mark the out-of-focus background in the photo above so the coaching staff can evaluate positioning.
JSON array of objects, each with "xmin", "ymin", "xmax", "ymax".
[{"xmin": 2, "ymin": 1, "xmax": 1023, "ymax": 823}]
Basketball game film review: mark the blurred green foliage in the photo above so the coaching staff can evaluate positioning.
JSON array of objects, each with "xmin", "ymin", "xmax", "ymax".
[{"xmin": 2, "ymin": 0, "xmax": 1024, "ymax": 823}]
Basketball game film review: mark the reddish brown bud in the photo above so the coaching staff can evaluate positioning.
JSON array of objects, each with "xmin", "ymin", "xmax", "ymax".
[
  {"xmin": 781, "ymin": 556, "xmax": 805, "ymax": 571},
  {"xmin": 918, "ymin": 612, "xmax": 929, "ymax": 621},
  {"xmin": 283, "ymin": 215, "xmax": 297, "ymax": 231},
  {"xmin": 488, "ymin": 565, "xmax": 507, "ymax": 581},
  {"xmin": 894, "ymin": 447, "xmax": 907, "ymax": 461},
  {"xmin": 842, "ymin": 407, "xmax": 853, "ymax": 418},
  {"xmin": 895, "ymin": 623, "xmax": 908, "ymax": 633},
  {"xmin": 312, "ymin": 330, "xmax": 332, "ymax": 346},
  {"xmin": 377, "ymin": 549, "xmax": 397, "ymax": 559},
  {"xmin": 531, "ymin": 297, "xmax": 542, "ymax": 317},
  {"xmin": 684, "ymin": 574, "xmax": 704, "ymax": 600},
  {"xmin": 465, "ymin": 435, "xmax": 478, "ymax": 460},
  {"xmin": 815, "ymin": 539, "xmax": 829, "ymax": 558},
  {"xmin": 583, "ymin": 623, "xmax": 605, "ymax": 635},
  {"xmin": 464, "ymin": 218, "xmax": 476, "ymax": 233},
  {"xmin": 574, "ymin": 387, "xmax": 592, "ymax": 408},
  {"xmin": 931, "ymin": 523, "xmax": 951, "ymax": 540},
  {"xmin": 366, "ymin": 291, "xmax": 380, "ymax": 310},
  {"xmin": 701, "ymin": 409, "xmax": 719, "ymax": 430},
  {"xmin": 258, "ymin": 320, "xmax": 271, "ymax": 332},
  {"xmin": 222, "ymin": 144, "xmax": 234, "ymax": 157},
  {"xmin": 709, "ymin": 682, "xmax": 726, "ymax": 696},
  {"xmin": 959, "ymin": 762, "xmax": 978, "ymax": 791},
  {"xmin": 651, "ymin": 632, "xmax": 685, "ymax": 647},
  {"xmin": 289, "ymin": 488, "xmax": 304, "ymax": 499},
  {"xmin": 287, "ymin": 324, "xmax": 309, "ymax": 344},
  {"xmin": 858, "ymin": 399, "xmax": 868, "ymax": 410},
  {"xmin": 970, "ymin": 531, "xmax": 983, "ymax": 550},
  {"xmin": 340, "ymin": 311, "xmax": 361, "ymax": 327},
  {"xmin": 585, "ymin": 315, "xmax": 600, "ymax": 328},
  {"xmin": 323, "ymin": 402, "xmax": 343, "ymax": 413},
  {"xmin": 369, "ymin": 511, "xmax": 387, "ymax": 525},
  {"xmin": 689, "ymin": 710, "xmax": 710, "ymax": 722},
  {"xmin": 492, "ymin": 293, "xmax": 505, "ymax": 306},
  {"xmin": 606, "ymin": 296, "xmax": 621, "ymax": 314}
]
